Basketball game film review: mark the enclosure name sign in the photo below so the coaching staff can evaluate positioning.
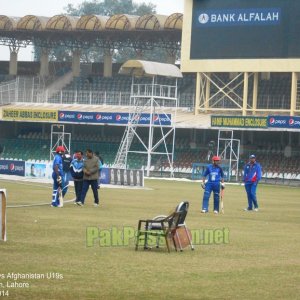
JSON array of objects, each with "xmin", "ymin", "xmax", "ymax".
[
  {"xmin": 211, "ymin": 116, "xmax": 268, "ymax": 128},
  {"xmin": 2, "ymin": 109, "xmax": 58, "ymax": 122},
  {"xmin": 196, "ymin": 8, "xmax": 281, "ymax": 27}
]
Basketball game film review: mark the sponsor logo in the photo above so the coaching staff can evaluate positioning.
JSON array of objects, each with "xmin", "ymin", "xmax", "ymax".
[
  {"xmin": 196, "ymin": 8, "xmax": 281, "ymax": 27},
  {"xmin": 0, "ymin": 164, "xmax": 8, "ymax": 170},
  {"xmin": 268, "ymin": 117, "xmax": 286, "ymax": 125},
  {"xmin": 96, "ymin": 114, "xmax": 101, "ymax": 120},
  {"xmin": 116, "ymin": 115, "xmax": 121, "ymax": 121},
  {"xmin": 9, "ymin": 163, "xmax": 15, "ymax": 171},
  {"xmin": 97, "ymin": 114, "xmax": 112, "ymax": 121},
  {"xmin": 82, "ymin": 115, "xmax": 93, "ymax": 120},
  {"xmin": 289, "ymin": 118, "xmax": 295, "ymax": 126},
  {"xmin": 59, "ymin": 112, "xmax": 65, "ymax": 119},
  {"xmin": 77, "ymin": 113, "xmax": 83, "ymax": 120},
  {"xmin": 159, "ymin": 117, "xmax": 170, "ymax": 122},
  {"xmin": 199, "ymin": 13, "xmax": 209, "ymax": 24},
  {"xmin": 153, "ymin": 115, "xmax": 159, "ymax": 122}
]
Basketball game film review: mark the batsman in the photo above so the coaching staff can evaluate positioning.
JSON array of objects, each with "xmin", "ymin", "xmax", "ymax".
[
  {"xmin": 201, "ymin": 156, "xmax": 225, "ymax": 214},
  {"xmin": 51, "ymin": 146, "xmax": 66, "ymax": 207}
]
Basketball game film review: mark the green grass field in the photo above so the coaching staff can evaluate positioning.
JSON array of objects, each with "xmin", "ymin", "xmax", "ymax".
[{"xmin": 0, "ymin": 178, "xmax": 300, "ymax": 300}]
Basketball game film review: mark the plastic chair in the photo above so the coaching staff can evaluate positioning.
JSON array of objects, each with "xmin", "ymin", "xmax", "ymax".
[
  {"xmin": 135, "ymin": 201, "xmax": 194, "ymax": 252},
  {"xmin": 135, "ymin": 211, "xmax": 184, "ymax": 252}
]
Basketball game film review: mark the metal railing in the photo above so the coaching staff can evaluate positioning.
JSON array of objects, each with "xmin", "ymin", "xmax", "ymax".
[{"xmin": 0, "ymin": 76, "xmax": 296, "ymax": 112}]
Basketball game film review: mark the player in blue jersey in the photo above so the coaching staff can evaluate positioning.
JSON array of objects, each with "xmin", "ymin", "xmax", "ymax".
[
  {"xmin": 51, "ymin": 146, "xmax": 65, "ymax": 207},
  {"xmin": 243, "ymin": 154, "xmax": 262, "ymax": 212},
  {"xmin": 201, "ymin": 156, "xmax": 225, "ymax": 214},
  {"xmin": 70, "ymin": 150, "xmax": 84, "ymax": 204}
]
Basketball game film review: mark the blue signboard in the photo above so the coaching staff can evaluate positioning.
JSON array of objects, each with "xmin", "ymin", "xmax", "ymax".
[
  {"xmin": 268, "ymin": 116, "xmax": 300, "ymax": 129},
  {"xmin": 100, "ymin": 168, "xmax": 110, "ymax": 184},
  {"xmin": 191, "ymin": 0, "xmax": 300, "ymax": 60},
  {"xmin": 0, "ymin": 160, "xmax": 25, "ymax": 176},
  {"xmin": 58, "ymin": 111, "xmax": 171, "ymax": 125}
]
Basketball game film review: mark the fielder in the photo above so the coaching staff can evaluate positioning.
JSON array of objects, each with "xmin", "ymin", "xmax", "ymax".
[
  {"xmin": 51, "ymin": 146, "xmax": 66, "ymax": 207},
  {"xmin": 243, "ymin": 154, "xmax": 262, "ymax": 211},
  {"xmin": 201, "ymin": 156, "xmax": 225, "ymax": 214}
]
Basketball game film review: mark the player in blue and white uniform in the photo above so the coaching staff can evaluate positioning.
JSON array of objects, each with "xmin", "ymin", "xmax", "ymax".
[
  {"xmin": 243, "ymin": 154, "xmax": 262, "ymax": 211},
  {"xmin": 70, "ymin": 150, "xmax": 84, "ymax": 204},
  {"xmin": 201, "ymin": 156, "xmax": 225, "ymax": 214},
  {"xmin": 62, "ymin": 152, "xmax": 72, "ymax": 195},
  {"xmin": 51, "ymin": 146, "xmax": 65, "ymax": 207}
]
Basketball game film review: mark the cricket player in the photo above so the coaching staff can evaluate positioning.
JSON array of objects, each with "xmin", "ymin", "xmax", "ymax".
[
  {"xmin": 243, "ymin": 154, "xmax": 262, "ymax": 211},
  {"xmin": 62, "ymin": 151, "xmax": 72, "ymax": 195},
  {"xmin": 51, "ymin": 146, "xmax": 65, "ymax": 207},
  {"xmin": 201, "ymin": 156, "xmax": 225, "ymax": 214},
  {"xmin": 70, "ymin": 150, "xmax": 84, "ymax": 204}
]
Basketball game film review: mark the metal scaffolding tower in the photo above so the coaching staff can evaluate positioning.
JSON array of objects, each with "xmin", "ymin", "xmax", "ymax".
[
  {"xmin": 113, "ymin": 60, "xmax": 182, "ymax": 177},
  {"xmin": 50, "ymin": 124, "xmax": 71, "ymax": 160},
  {"xmin": 217, "ymin": 130, "xmax": 240, "ymax": 181}
]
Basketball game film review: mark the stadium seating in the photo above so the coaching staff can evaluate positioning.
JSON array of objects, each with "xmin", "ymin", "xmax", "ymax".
[{"xmin": 1, "ymin": 131, "xmax": 300, "ymax": 181}]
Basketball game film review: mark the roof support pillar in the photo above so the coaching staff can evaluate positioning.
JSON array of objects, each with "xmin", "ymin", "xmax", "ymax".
[
  {"xmin": 40, "ymin": 47, "xmax": 49, "ymax": 77},
  {"xmin": 103, "ymin": 48, "xmax": 113, "ymax": 78},
  {"xmin": 9, "ymin": 46, "xmax": 19, "ymax": 76},
  {"xmin": 242, "ymin": 72, "xmax": 249, "ymax": 116},
  {"xmin": 166, "ymin": 49, "xmax": 176, "ymax": 64},
  {"xmin": 72, "ymin": 49, "xmax": 81, "ymax": 77},
  {"xmin": 290, "ymin": 72, "xmax": 298, "ymax": 116}
]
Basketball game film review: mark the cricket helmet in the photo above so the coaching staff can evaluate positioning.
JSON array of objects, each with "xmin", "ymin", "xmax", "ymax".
[
  {"xmin": 212, "ymin": 156, "xmax": 221, "ymax": 161},
  {"xmin": 56, "ymin": 146, "xmax": 66, "ymax": 153}
]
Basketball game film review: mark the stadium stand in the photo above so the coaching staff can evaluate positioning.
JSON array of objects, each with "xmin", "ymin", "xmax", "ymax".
[{"xmin": 1, "ymin": 131, "xmax": 299, "ymax": 181}]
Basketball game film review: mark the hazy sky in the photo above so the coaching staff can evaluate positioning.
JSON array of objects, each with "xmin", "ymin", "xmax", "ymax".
[{"xmin": 0, "ymin": 0, "xmax": 184, "ymax": 60}]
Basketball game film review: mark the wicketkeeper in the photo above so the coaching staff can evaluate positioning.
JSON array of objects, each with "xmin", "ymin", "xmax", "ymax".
[
  {"xmin": 51, "ymin": 146, "xmax": 65, "ymax": 207},
  {"xmin": 201, "ymin": 156, "xmax": 225, "ymax": 214}
]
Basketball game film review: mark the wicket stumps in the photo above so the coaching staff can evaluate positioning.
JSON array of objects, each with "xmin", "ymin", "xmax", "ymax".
[{"xmin": 0, "ymin": 189, "xmax": 7, "ymax": 241}]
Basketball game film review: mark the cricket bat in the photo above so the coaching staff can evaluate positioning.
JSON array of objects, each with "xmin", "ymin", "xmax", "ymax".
[
  {"xmin": 58, "ymin": 186, "xmax": 64, "ymax": 208},
  {"xmin": 220, "ymin": 188, "xmax": 224, "ymax": 214}
]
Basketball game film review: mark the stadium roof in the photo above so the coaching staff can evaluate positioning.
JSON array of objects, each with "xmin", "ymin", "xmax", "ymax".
[
  {"xmin": 0, "ymin": 13, "xmax": 182, "ymax": 31},
  {"xmin": 119, "ymin": 60, "xmax": 183, "ymax": 78},
  {"xmin": 0, "ymin": 13, "xmax": 182, "ymax": 49}
]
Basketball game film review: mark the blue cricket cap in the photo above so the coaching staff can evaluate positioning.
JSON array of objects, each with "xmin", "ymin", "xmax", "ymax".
[{"xmin": 249, "ymin": 154, "xmax": 256, "ymax": 159}]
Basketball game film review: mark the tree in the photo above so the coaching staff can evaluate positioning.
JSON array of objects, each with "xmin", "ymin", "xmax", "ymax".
[
  {"xmin": 65, "ymin": 0, "xmax": 156, "ymax": 17},
  {"xmin": 40, "ymin": 0, "xmax": 157, "ymax": 64},
  {"xmin": 35, "ymin": 1, "xmax": 178, "ymax": 68}
]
